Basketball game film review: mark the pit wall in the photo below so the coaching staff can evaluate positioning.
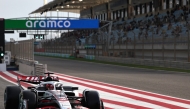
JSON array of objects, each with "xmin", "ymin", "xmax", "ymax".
[{"xmin": 0, "ymin": 63, "xmax": 6, "ymax": 72}]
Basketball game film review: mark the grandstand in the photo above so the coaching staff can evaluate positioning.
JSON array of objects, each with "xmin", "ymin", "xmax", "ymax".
[{"xmin": 32, "ymin": 0, "xmax": 190, "ymax": 62}]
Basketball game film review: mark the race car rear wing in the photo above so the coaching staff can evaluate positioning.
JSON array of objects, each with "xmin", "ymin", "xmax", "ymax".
[{"xmin": 17, "ymin": 75, "xmax": 59, "ymax": 84}]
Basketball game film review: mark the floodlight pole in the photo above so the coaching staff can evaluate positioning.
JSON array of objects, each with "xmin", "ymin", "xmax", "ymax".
[
  {"xmin": 44, "ymin": 0, "xmax": 47, "ymax": 16},
  {"xmin": 44, "ymin": 0, "xmax": 47, "ymax": 5}
]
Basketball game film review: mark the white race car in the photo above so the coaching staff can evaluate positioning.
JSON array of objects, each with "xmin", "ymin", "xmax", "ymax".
[{"xmin": 4, "ymin": 72, "xmax": 104, "ymax": 109}]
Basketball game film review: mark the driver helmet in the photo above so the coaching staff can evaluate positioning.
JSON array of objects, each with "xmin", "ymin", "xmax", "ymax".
[{"xmin": 46, "ymin": 84, "xmax": 54, "ymax": 90}]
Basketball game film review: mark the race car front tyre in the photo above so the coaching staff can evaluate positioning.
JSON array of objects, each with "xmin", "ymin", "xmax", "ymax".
[
  {"xmin": 19, "ymin": 91, "xmax": 36, "ymax": 109},
  {"xmin": 84, "ymin": 90, "xmax": 101, "ymax": 109},
  {"xmin": 4, "ymin": 86, "xmax": 21, "ymax": 109}
]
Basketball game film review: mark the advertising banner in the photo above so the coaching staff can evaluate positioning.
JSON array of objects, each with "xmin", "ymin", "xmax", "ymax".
[{"xmin": 5, "ymin": 19, "xmax": 99, "ymax": 30}]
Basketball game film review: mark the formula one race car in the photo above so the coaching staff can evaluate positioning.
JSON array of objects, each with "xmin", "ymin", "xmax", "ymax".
[{"xmin": 4, "ymin": 72, "xmax": 104, "ymax": 109}]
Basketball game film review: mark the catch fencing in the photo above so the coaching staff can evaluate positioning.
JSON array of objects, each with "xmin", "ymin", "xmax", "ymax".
[
  {"xmin": 5, "ymin": 39, "xmax": 34, "ymax": 61},
  {"xmin": 5, "ymin": 39, "xmax": 47, "ymax": 76}
]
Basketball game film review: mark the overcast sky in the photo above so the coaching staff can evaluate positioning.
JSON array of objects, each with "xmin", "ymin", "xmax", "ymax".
[{"xmin": 0, "ymin": 0, "xmax": 79, "ymax": 41}]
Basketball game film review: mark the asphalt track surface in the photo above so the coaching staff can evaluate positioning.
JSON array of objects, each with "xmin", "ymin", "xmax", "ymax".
[{"xmin": 34, "ymin": 56, "xmax": 190, "ymax": 100}]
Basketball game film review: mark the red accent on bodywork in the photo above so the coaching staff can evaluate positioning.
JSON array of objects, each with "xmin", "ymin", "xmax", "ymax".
[
  {"xmin": 36, "ymin": 106, "xmax": 57, "ymax": 109},
  {"xmin": 40, "ymin": 100, "xmax": 51, "ymax": 103},
  {"xmin": 17, "ymin": 76, "xmax": 59, "ymax": 82}
]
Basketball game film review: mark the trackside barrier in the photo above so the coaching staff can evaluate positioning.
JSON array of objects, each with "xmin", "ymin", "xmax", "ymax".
[
  {"xmin": 5, "ymin": 39, "xmax": 36, "ymax": 75},
  {"xmin": 16, "ymin": 59, "xmax": 35, "ymax": 76},
  {"xmin": 34, "ymin": 52, "xmax": 190, "ymax": 70},
  {"xmin": 0, "ymin": 63, "xmax": 6, "ymax": 72},
  {"xmin": 34, "ymin": 63, "xmax": 47, "ymax": 76},
  {"xmin": 85, "ymin": 55, "xmax": 95, "ymax": 60},
  {"xmin": 95, "ymin": 56, "xmax": 190, "ymax": 70},
  {"xmin": 34, "ymin": 52, "xmax": 95, "ymax": 60},
  {"xmin": 16, "ymin": 58, "xmax": 47, "ymax": 76},
  {"xmin": 34, "ymin": 52, "xmax": 70, "ymax": 58}
]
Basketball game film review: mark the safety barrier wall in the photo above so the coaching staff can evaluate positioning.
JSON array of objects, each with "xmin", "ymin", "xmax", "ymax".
[
  {"xmin": 5, "ymin": 39, "xmax": 36, "ymax": 75},
  {"xmin": 34, "ymin": 63, "xmax": 47, "ymax": 76},
  {"xmin": 35, "ymin": 52, "xmax": 190, "ymax": 70},
  {"xmin": 34, "ymin": 52, "xmax": 71, "ymax": 58},
  {"xmin": 94, "ymin": 56, "xmax": 190, "ymax": 70},
  {"xmin": 34, "ymin": 52, "xmax": 95, "ymax": 60},
  {"xmin": 40, "ymin": 42, "xmax": 190, "ymax": 62},
  {"xmin": 16, "ymin": 59, "xmax": 35, "ymax": 75},
  {"xmin": 85, "ymin": 55, "xmax": 95, "ymax": 60},
  {"xmin": 5, "ymin": 39, "xmax": 48, "ymax": 76},
  {"xmin": 16, "ymin": 58, "xmax": 47, "ymax": 76},
  {"xmin": 0, "ymin": 63, "xmax": 6, "ymax": 72}
]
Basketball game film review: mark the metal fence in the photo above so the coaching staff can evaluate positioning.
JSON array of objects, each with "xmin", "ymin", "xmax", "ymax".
[
  {"xmin": 5, "ymin": 39, "xmax": 34, "ymax": 61},
  {"xmin": 37, "ymin": 35, "xmax": 190, "ymax": 62},
  {"xmin": 34, "ymin": 20, "xmax": 190, "ymax": 62}
]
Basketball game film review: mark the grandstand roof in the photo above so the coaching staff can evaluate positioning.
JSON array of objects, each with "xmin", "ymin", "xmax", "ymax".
[{"xmin": 30, "ymin": 0, "xmax": 111, "ymax": 14}]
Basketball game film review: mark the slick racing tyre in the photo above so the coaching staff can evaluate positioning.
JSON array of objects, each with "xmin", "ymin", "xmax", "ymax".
[
  {"xmin": 100, "ymin": 100, "xmax": 105, "ymax": 109},
  {"xmin": 84, "ymin": 90, "xmax": 101, "ymax": 109},
  {"xmin": 4, "ymin": 86, "xmax": 21, "ymax": 109},
  {"xmin": 19, "ymin": 91, "xmax": 36, "ymax": 109}
]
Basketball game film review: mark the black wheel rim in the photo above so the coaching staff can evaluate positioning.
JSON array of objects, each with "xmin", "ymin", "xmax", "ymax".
[{"xmin": 19, "ymin": 95, "xmax": 23, "ymax": 109}]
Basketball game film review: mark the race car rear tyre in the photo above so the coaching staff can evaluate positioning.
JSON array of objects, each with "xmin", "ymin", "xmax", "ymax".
[
  {"xmin": 20, "ymin": 91, "xmax": 36, "ymax": 109},
  {"xmin": 4, "ymin": 86, "xmax": 21, "ymax": 109},
  {"xmin": 84, "ymin": 90, "xmax": 101, "ymax": 109},
  {"xmin": 101, "ymin": 100, "xmax": 105, "ymax": 109}
]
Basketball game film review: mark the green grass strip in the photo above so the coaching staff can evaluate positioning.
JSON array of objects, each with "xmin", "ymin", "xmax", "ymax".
[{"xmin": 35, "ymin": 54, "xmax": 190, "ymax": 73}]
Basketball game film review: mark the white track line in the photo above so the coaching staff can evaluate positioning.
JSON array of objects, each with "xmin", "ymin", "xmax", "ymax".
[
  {"xmin": 54, "ymin": 72, "xmax": 190, "ymax": 102},
  {"xmin": 56, "ymin": 75, "xmax": 190, "ymax": 108},
  {"xmin": 2, "ymin": 71, "xmax": 190, "ymax": 109},
  {"xmin": 58, "ymin": 79, "xmax": 168, "ymax": 109}
]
